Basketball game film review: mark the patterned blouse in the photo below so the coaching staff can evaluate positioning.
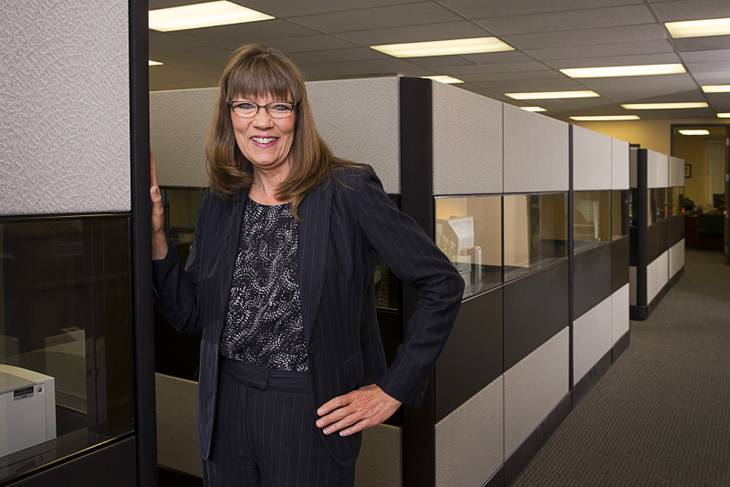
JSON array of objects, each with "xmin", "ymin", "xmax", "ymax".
[{"xmin": 219, "ymin": 198, "xmax": 308, "ymax": 372}]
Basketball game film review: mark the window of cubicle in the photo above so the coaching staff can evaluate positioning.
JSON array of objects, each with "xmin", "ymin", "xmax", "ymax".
[
  {"xmin": 435, "ymin": 195, "xmax": 502, "ymax": 298},
  {"xmin": 503, "ymin": 192, "xmax": 568, "ymax": 282},
  {"xmin": 574, "ymin": 191, "xmax": 611, "ymax": 253},
  {"xmin": 0, "ymin": 216, "xmax": 134, "ymax": 484},
  {"xmin": 670, "ymin": 187, "xmax": 685, "ymax": 217},
  {"xmin": 648, "ymin": 188, "xmax": 668, "ymax": 225},
  {"xmin": 612, "ymin": 190, "xmax": 630, "ymax": 240}
]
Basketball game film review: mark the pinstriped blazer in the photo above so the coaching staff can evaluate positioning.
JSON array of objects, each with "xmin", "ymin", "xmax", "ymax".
[{"xmin": 152, "ymin": 165, "xmax": 464, "ymax": 468}]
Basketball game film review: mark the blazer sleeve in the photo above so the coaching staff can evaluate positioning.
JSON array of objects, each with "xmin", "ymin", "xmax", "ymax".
[
  {"xmin": 151, "ymin": 190, "xmax": 210, "ymax": 334},
  {"xmin": 352, "ymin": 166, "xmax": 464, "ymax": 407}
]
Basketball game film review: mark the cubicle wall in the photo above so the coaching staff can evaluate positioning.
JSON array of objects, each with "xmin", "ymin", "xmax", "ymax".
[{"xmin": 150, "ymin": 77, "xmax": 631, "ymax": 487}]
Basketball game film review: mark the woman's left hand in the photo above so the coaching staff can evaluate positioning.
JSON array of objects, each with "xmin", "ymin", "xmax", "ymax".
[{"xmin": 315, "ymin": 385, "xmax": 402, "ymax": 437}]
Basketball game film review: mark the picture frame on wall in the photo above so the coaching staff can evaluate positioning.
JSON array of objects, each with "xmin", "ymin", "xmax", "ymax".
[{"xmin": 684, "ymin": 163, "xmax": 692, "ymax": 179}]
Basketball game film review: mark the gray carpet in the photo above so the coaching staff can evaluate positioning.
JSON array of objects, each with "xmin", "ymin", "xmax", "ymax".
[{"xmin": 513, "ymin": 250, "xmax": 730, "ymax": 487}]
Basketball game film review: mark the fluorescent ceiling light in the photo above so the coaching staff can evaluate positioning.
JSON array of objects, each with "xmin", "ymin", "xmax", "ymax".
[
  {"xmin": 422, "ymin": 75, "xmax": 464, "ymax": 84},
  {"xmin": 621, "ymin": 102, "xmax": 708, "ymax": 109},
  {"xmin": 505, "ymin": 90, "xmax": 599, "ymax": 100},
  {"xmin": 520, "ymin": 106, "xmax": 546, "ymax": 112},
  {"xmin": 371, "ymin": 37, "xmax": 514, "ymax": 58},
  {"xmin": 717, "ymin": 113, "xmax": 730, "ymax": 118},
  {"xmin": 148, "ymin": 60, "xmax": 163, "ymax": 66},
  {"xmin": 560, "ymin": 64, "xmax": 685, "ymax": 78},
  {"xmin": 149, "ymin": 1, "xmax": 274, "ymax": 32},
  {"xmin": 678, "ymin": 129, "xmax": 710, "ymax": 135},
  {"xmin": 665, "ymin": 17, "xmax": 730, "ymax": 39},
  {"xmin": 570, "ymin": 115, "xmax": 640, "ymax": 121},
  {"xmin": 702, "ymin": 84, "xmax": 730, "ymax": 93}
]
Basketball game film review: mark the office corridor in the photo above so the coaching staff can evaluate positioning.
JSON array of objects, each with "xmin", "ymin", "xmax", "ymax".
[{"xmin": 514, "ymin": 250, "xmax": 730, "ymax": 487}]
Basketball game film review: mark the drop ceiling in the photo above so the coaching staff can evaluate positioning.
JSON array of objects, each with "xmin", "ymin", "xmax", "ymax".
[{"xmin": 149, "ymin": 0, "xmax": 730, "ymax": 121}]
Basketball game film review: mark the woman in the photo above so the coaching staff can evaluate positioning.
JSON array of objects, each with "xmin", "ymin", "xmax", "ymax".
[{"xmin": 150, "ymin": 44, "xmax": 463, "ymax": 486}]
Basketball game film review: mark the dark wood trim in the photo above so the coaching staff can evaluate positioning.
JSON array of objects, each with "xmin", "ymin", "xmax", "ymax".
[
  {"xmin": 568, "ymin": 125, "xmax": 575, "ymax": 390},
  {"xmin": 612, "ymin": 330, "xmax": 630, "ymax": 363},
  {"xmin": 630, "ymin": 267, "xmax": 684, "ymax": 320},
  {"xmin": 572, "ymin": 350, "xmax": 611, "ymax": 406},
  {"xmin": 484, "ymin": 466, "xmax": 505, "ymax": 487},
  {"xmin": 635, "ymin": 149, "xmax": 649, "ymax": 308},
  {"xmin": 157, "ymin": 466, "xmax": 203, "ymax": 487}
]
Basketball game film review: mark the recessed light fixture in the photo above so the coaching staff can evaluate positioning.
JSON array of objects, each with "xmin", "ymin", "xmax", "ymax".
[
  {"xmin": 621, "ymin": 102, "xmax": 708, "ymax": 109},
  {"xmin": 665, "ymin": 17, "xmax": 730, "ymax": 39},
  {"xmin": 149, "ymin": 1, "xmax": 274, "ymax": 32},
  {"xmin": 702, "ymin": 85, "xmax": 730, "ymax": 93},
  {"xmin": 505, "ymin": 90, "xmax": 599, "ymax": 100},
  {"xmin": 678, "ymin": 129, "xmax": 710, "ymax": 135},
  {"xmin": 148, "ymin": 60, "xmax": 163, "ymax": 66},
  {"xmin": 371, "ymin": 37, "xmax": 514, "ymax": 58},
  {"xmin": 560, "ymin": 64, "xmax": 686, "ymax": 78},
  {"xmin": 717, "ymin": 113, "xmax": 730, "ymax": 118},
  {"xmin": 422, "ymin": 75, "xmax": 464, "ymax": 84},
  {"xmin": 520, "ymin": 106, "xmax": 546, "ymax": 112},
  {"xmin": 570, "ymin": 115, "xmax": 640, "ymax": 121}
]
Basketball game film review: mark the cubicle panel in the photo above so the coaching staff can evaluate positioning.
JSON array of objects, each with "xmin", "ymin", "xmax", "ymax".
[
  {"xmin": 150, "ymin": 88, "xmax": 216, "ymax": 187},
  {"xmin": 573, "ymin": 296, "xmax": 612, "ymax": 385},
  {"xmin": 647, "ymin": 150, "xmax": 669, "ymax": 189},
  {"xmin": 573, "ymin": 244, "xmax": 612, "ymax": 320},
  {"xmin": 503, "ymin": 261, "xmax": 569, "ymax": 370},
  {"xmin": 155, "ymin": 373, "xmax": 201, "ymax": 478},
  {"xmin": 667, "ymin": 215, "xmax": 685, "ymax": 247},
  {"xmin": 307, "ymin": 77, "xmax": 400, "ymax": 194},
  {"xmin": 647, "ymin": 251, "xmax": 669, "ymax": 303},
  {"xmin": 573, "ymin": 126, "xmax": 611, "ymax": 191},
  {"xmin": 435, "ymin": 288, "xmax": 502, "ymax": 422},
  {"xmin": 669, "ymin": 156, "xmax": 685, "ymax": 187},
  {"xmin": 355, "ymin": 425, "xmax": 402, "ymax": 487},
  {"xmin": 611, "ymin": 139, "xmax": 630, "ymax": 190},
  {"xmin": 647, "ymin": 219, "xmax": 668, "ymax": 263},
  {"xmin": 504, "ymin": 327, "xmax": 569, "ymax": 457},
  {"xmin": 611, "ymin": 236, "xmax": 630, "ymax": 292},
  {"xmin": 629, "ymin": 266, "xmax": 637, "ymax": 306},
  {"xmin": 1, "ymin": 2, "xmax": 130, "ymax": 215},
  {"xmin": 669, "ymin": 239, "xmax": 685, "ymax": 279},
  {"xmin": 611, "ymin": 284, "xmax": 630, "ymax": 346},
  {"xmin": 435, "ymin": 376, "xmax": 503, "ymax": 487},
  {"xmin": 432, "ymin": 82, "xmax": 502, "ymax": 195},
  {"xmin": 503, "ymin": 105, "xmax": 569, "ymax": 193}
]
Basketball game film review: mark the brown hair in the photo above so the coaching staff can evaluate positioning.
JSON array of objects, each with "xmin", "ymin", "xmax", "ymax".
[{"xmin": 205, "ymin": 44, "xmax": 360, "ymax": 216}]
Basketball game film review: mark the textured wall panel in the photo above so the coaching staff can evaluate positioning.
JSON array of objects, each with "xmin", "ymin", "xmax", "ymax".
[
  {"xmin": 611, "ymin": 284, "xmax": 630, "ymax": 346},
  {"xmin": 1, "ymin": 0, "xmax": 130, "ymax": 215},
  {"xmin": 504, "ymin": 327, "xmax": 569, "ymax": 457},
  {"xmin": 573, "ymin": 126, "xmax": 611, "ymax": 191},
  {"xmin": 150, "ymin": 88, "xmax": 217, "ymax": 187},
  {"xmin": 504, "ymin": 105, "xmax": 568, "ymax": 193},
  {"xmin": 307, "ymin": 78, "xmax": 400, "ymax": 193},
  {"xmin": 155, "ymin": 373, "xmax": 201, "ymax": 477},
  {"xmin": 629, "ymin": 265, "xmax": 637, "ymax": 306},
  {"xmin": 647, "ymin": 150, "xmax": 669, "ymax": 189},
  {"xmin": 355, "ymin": 424, "xmax": 401, "ymax": 487},
  {"xmin": 669, "ymin": 156, "xmax": 685, "ymax": 187},
  {"xmin": 435, "ymin": 376, "xmax": 503, "ymax": 487},
  {"xmin": 611, "ymin": 139, "xmax": 630, "ymax": 190},
  {"xmin": 647, "ymin": 251, "xmax": 669, "ymax": 303},
  {"xmin": 573, "ymin": 295, "xmax": 612, "ymax": 385},
  {"xmin": 669, "ymin": 238, "xmax": 685, "ymax": 278},
  {"xmin": 432, "ymin": 82, "xmax": 502, "ymax": 195}
]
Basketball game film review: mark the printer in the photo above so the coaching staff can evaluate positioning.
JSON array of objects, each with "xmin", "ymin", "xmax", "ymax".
[{"xmin": 0, "ymin": 365, "xmax": 56, "ymax": 457}]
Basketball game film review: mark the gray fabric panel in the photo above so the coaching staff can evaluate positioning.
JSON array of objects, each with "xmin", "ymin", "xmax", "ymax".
[
  {"xmin": 155, "ymin": 373, "xmax": 202, "ymax": 477},
  {"xmin": 355, "ymin": 425, "xmax": 402, "ymax": 487}
]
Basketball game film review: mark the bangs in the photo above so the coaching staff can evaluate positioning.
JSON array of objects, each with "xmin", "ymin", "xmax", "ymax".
[{"xmin": 226, "ymin": 54, "xmax": 301, "ymax": 102}]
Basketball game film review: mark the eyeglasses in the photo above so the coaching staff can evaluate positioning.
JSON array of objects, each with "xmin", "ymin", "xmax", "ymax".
[{"xmin": 227, "ymin": 100, "xmax": 297, "ymax": 119}]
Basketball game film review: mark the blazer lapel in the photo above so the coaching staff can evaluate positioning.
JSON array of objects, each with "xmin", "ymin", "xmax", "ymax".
[
  {"xmin": 298, "ymin": 180, "xmax": 333, "ymax": 349},
  {"xmin": 216, "ymin": 187, "xmax": 248, "ymax": 320}
]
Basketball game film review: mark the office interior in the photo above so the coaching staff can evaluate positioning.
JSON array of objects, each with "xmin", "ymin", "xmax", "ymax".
[{"xmin": 2, "ymin": 1, "xmax": 729, "ymax": 486}]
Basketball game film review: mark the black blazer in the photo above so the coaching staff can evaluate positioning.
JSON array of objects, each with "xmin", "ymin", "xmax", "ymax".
[{"xmin": 152, "ymin": 165, "xmax": 464, "ymax": 468}]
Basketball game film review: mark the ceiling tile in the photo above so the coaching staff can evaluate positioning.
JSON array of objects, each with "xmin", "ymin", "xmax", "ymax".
[
  {"xmin": 543, "ymin": 52, "xmax": 682, "ymax": 69},
  {"xmin": 706, "ymin": 94, "xmax": 730, "ymax": 110},
  {"xmin": 299, "ymin": 58, "xmax": 428, "ymax": 78},
  {"xmin": 266, "ymin": 35, "xmax": 359, "ymax": 53},
  {"xmin": 693, "ymin": 71, "xmax": 730, "ymax": 83},
  {"xmin": 149, "ymin": 31, "xmax": 215, "ymax": 56},
  {"xmin": 474, "ymin": 5, "xmax": 655, "ymax": 35},
  {"xmin": 580, "ymin": 76, "xmax": 700, "ymax": 100},
  {"xmin": 460, "ymin": 51, "xmax": 535, "ymax": 64},
  {"xmin": 680, "ymin": 49, "xmax": 730, "ymax": 63},
  {"xmin": 287, "ymin": 47, "xmax": 389, "ymax": 64},
  {"xmin": 439, "ymin": 0, "xmax": 640, "ymax": 19},
  {"xmin": 503, "ymin": 24, "xmax": 668, "ymax": 50},
  {"xmin": 407, "ymin": 55, "xmax": 476, "ymax": 67},
  {"xmin": 685, "ymin": 61, "xmax": 730, "ymax": 73},
  {"xmin": 675, "ymin": 37, "xmax": 730, "ymax": 52},
  {"xmin": 235, "ymin": 0, "xmax": 420, "ymax": 18},
  {"xmin": 336, "ymin": 21, "xmax": 488, "ymax": 45},
  {"xmin": 526, "ymin": 39, "xmax": 675, "ymax": 60},
  {"xmin": 462, "ymin": 70, "xmax": 568, "ymax": 82},
  {"xmin": 473, "ymin": 77, "xmax": 586, "ymax": 92},
  {"xmin": 651, "ymin": 0, "xmax": 730, "ymax": 22},
  {"xmin": 287, "ymin": 3, "xmax": 461, "ymax": 33},
  {"xmin": 434, "ymin": 61, "xmax": 550, "ymax": 75},
  {"xmin": 182, "ymin": 20, "xmax": 320, "ymax": 49},
  {"xmin": 150, "ymin": 64, "xmax": 220, "ymax": 91}
]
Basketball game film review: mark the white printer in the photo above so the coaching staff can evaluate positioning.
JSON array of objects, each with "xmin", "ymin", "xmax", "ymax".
[{"xmin": 0, "ymin": 365, "xmax": 56, "ymax": 457}]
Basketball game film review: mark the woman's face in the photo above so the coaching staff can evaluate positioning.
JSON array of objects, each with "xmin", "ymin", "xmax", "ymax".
[{"xmin": 230, "ymin": 93, "xmax": 296, "ymax": 172}]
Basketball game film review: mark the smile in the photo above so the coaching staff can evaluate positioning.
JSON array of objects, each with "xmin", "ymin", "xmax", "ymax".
[{"xmin": 251, "ymin": 136, "xmax": 278, "ymax": 146}]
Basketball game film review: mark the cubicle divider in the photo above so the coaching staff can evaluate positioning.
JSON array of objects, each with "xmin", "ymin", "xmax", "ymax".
[{"xmin": 149, "ymin": 77, "xmax": 631, "ymax": 487}]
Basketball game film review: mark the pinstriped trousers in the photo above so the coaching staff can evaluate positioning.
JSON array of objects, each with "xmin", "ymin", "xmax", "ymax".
[{"xmin": 203, "ymin": 357, "xmax": 355, "ymax": 487}]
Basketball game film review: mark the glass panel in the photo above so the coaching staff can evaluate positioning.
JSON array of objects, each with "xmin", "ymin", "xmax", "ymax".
[
  {"xmin": 435, "ymin": 195, "xmax": 502, "ymax": 298},
  {"xmin": 671, "ymin": 187, "xmax": 685, "ymax": 217},
  {"xmin": 161, "ymin": 187, "xmax": 206, "ymax": 262},
  {"xmin": 574, "ymin": 191, "xmax": 611, "ymax": 253},
  {"xmin": 504, "ymin": 193, "xmax": 567, "ymax": 282},
  {"xmin": 648, "ymin": 188, "xmax": 668, "ymax": 225},
  {"xmin": 0, "ymin": 216, "xmax": 133, "ymax": 483},
  {"xmin": 612, "ymin": 190, "xmax": 630, "ymax": 240}
]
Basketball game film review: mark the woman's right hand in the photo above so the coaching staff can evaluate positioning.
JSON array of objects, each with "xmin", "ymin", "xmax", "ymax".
[{"xmin": 150, "ymin": 153, "xmax": 169, "ymax": 260}]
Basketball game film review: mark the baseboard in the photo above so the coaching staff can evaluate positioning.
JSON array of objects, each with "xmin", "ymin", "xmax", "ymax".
[
  {"xmin": 612, "ymin": 331, "xmax": 630, "ymax": 362},
  {"xmin": 157, "ymin": 465, "xmax": 203, "ymax": 487},
  {"xmin": 572, "ymin": 351, "xmax": 612, "ymax": 406},
  {"xmin": 483, "ymin": 465, "xmax": 505, "ymax": 487},
  {"xmin": 504, "ymin": 393, "xmax": 572, "ymax": 486},
  {"xmin": 630, "ymin": 267, "xmax": 684, "ymax": 321}
]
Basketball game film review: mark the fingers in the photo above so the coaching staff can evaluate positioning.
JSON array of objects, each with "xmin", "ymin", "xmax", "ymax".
[{"xmin": 150, "ymin": 152, "xmax": 158, "ymax": 188}]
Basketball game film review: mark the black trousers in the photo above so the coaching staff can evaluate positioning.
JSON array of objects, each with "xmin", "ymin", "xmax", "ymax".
[{"xmin": 203, "ymin": 357, "xmax": 355, "ymax": 487}]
